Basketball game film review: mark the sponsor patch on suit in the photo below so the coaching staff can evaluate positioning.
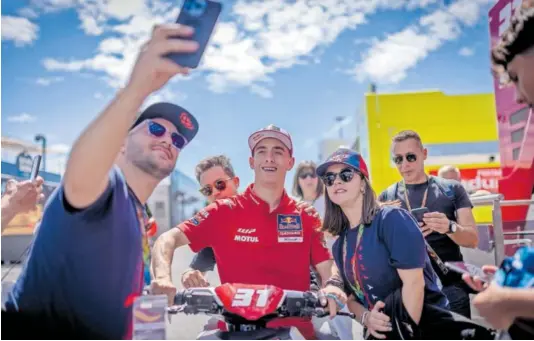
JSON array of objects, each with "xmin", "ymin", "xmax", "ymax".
[{"xmin": 277, "ymin": 214, "xmax": 303, "ymax": 243}]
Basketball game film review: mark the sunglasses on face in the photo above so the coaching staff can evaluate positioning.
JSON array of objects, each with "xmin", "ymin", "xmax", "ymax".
[
  {"xmin": 147, "ymin": 120, "xmax": 188, "ymax": 150},
  {"xmin": 299, "ymin": 172, "xmax": 317, "ymax": 180},
  {"xmin": 321, "ymin": 168, "xmax": 357, "ymax": 187},
  {"xmin": 199, "ymin": 178, "xmax": 233, "ymax": 197},
  {"xmin": 393, "ymin": 153, "xmax": 417, "ymax": 165}
]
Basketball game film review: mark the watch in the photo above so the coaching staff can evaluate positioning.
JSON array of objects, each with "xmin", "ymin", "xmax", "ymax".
[{"xmin": 447, "ymin": 221, "xmax": 457, "ymax": 234}]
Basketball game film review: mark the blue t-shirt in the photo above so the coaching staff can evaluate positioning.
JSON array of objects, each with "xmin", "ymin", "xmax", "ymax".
[
  {"xmin": 332, "ymin": 206, "xmax": 449, "ymax": 309},
  {"xmin": 5, "ymin": 166, "xmax": 144, "ymax": 339}
]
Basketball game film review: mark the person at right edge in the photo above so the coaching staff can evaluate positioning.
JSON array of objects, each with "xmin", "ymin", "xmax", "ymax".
[
  {"xmin": 378, "ymin": 130, "xmax": 478, "ymax": 318},
  {"xmin": 318, "ymin": 147, "xmax": 494, "ymax": 340},
  {"xmin": 462, "ymin": 4, "xmax": 534, "ymax": 339}
]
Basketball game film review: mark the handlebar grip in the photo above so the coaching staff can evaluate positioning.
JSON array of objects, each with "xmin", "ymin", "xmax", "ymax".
[{"xmin": 174, "ymin": 290, "xmax": 186, "ymax": 306}]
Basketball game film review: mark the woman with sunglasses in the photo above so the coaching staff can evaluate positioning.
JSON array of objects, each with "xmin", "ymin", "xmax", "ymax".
[
  {"xmin": 293, "ymin": 161, "xmax": 354, "ymax": 340},
  {"xmin": 292, "ymin": 161, "xmax": 325, "ymax": 216},
  {"xmin": 317, "ymin": 147, "xmax": 494, "ymax": 340}
]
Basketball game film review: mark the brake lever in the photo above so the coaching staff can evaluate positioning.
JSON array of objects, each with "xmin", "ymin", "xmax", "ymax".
[
  {"xmin": 313, "ymin": 309, "xmax": 355, "ymax": 319},
  {"xmin": 166, "ymin": 305, "xmax": 184, "ymax": 315}
]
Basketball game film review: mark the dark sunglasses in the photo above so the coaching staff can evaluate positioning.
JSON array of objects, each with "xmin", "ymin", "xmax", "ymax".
[
  {"xmin": 321, "ymin": 168, "xmax": 357, "ymax": 187},
  {"xmin": 393, "ymin": 153, "xmax": 417, "ymax": 165},
  {"xmin": 299, "ymin": 172, "xmax": 317, "ymax": 180},
  {"xmin": 199, "ymin": 178, "xmax": 233, "ymax": 197},
  {"xmin": 147, "ymin": 120, "xmax": 187, "ymax": 150}
]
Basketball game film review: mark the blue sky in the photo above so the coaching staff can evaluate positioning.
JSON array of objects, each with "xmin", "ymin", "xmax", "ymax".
[{"xmin": 1, "ymin": 0, "xmax": 497, "ymax": 190}]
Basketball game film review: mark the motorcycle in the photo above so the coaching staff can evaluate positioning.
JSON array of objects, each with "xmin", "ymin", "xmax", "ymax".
[{"xmin": 166, "ymin": 283, "xmax": 355, "ymax": 340}]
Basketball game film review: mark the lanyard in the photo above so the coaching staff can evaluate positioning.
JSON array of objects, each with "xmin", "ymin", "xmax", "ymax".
[
  {"xmin": 341, "ymin": 224, "xmax": 372, "ymax": 308},
  {"xmin": 400, "ymin": 178, "xmax": 429, "ymax": 211},
  {"xmin": 398, "ymin": 178, "xmax": 449, "ymax": 275},
  {"xmin": 127, "ymin": 185, "xmax": 152, "ymax": 289}
]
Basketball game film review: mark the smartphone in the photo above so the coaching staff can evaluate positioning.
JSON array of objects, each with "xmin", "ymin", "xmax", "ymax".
[
  {"xmin": 30, "ymin": 155, "xmax": 42, "ymax": 182},
  {"xmin": 410, "ymin": 207, "xmax": 429, "ymax": 222},
  {"xmin": 166, "ymin": 0, "xmax": 222, "ymax": 68},
  {"xmin": 445, "ymin": 261, "xmax": 491, "ymax": 283}
]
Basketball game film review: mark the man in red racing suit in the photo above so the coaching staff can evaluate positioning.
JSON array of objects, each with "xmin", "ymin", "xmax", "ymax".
[{"xmin": 151, "ymin": 124, "xmax": 346, "ymax": 339}]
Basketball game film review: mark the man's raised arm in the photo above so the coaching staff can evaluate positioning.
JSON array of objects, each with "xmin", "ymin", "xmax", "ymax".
[{"xmin": 63, "ymin": 24, "xmax": 198, "ymax": 209}]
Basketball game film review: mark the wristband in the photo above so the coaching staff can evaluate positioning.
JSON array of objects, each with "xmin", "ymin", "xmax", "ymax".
[
  {"xmin": 325, "ymin": 278, "xmax": 344, "ymax": 290},
  {"xmin": 360, "ymin": 311, "xmax": 369, "ymax": 326},
  {"xmin": 180, "ymin": 269, "xmax": 195, "ymax": 281}
]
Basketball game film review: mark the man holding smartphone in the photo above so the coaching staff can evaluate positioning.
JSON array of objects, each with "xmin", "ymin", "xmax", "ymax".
[
  {"xmin": 2, "ymin": 23, "xmax": 200, "ymax": 340},
  {"xmin": 379, "ymin": 130, "xmax": 479, "ymax": 318}
]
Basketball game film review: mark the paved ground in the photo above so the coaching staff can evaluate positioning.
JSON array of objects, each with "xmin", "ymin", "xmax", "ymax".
[{"xmin": 1, "ymin": 244, "xmax": 493, "ymax": 339}]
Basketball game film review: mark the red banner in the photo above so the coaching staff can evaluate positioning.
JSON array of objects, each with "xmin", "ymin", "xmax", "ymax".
[{"xmin": 429, "ymin": 167, "xmax": 502, "ymax": 194}]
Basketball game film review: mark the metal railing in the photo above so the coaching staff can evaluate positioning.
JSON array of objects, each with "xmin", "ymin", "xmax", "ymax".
[{"xmin": 470, "ymin": 194, "xmax": 534, "ymax": 265}]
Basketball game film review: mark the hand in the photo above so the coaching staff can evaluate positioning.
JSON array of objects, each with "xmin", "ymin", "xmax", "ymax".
[
  {"xmin": 364, "ymin": 301, "xmax": 392, "ymax": 340},
  {"xmin": 126, "ymin": 23, "xmax": 199, "ymax": 98},
  {"xmin": 319, "ymin": 285, "xmax": 347, "ymax": 318},
  {"xmin": 462, "ymin": 265, "xmax": 497, "ymax": 292},
  {"xmin": 296, "ymin": 201, "xmax": 320, "ymax": 218},
  {"xmin": 151, "ymin": 278, "xmax": 177, "ymax": 306},
  {"xmin": 2, "ymin": 177, "xmax": 44, "ymax": 213},
  {"xmin": 181, "ymin": 269, "xmax": 209, "ymax": 289},
  {"xmin": 422, "ymin": 212, "xmax": 450, "ymax": 234},
  {"xmin": 419, "ymin": 222, "xmax": 433, "ymax": 237},
  {"xmin": 473, "ymin": 284, "xmax": 515, "ymax": 330}
]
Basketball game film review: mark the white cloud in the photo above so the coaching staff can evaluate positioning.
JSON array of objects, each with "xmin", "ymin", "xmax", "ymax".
[
  {"xmin": 37, "ymin": 0, "xmax": 491, "ymax": 95},
  {"xmin": 7, "ymin": 113, "xmax": 37, "ymax": 123},
  {"xmin": 142, "ymin": 87, "xmax": 188, "ymax": 110},
  {"xmin": 459, "ymin": 46, "xmax": 474, "ymax": 56},
  {"xmin": 1, "ymin": 16, "xmax": 39, "ymax": 47},
  {"xmin": 36, "ymin": 76, "xmax": 64, "ymax": 86},
  {"xmin": 18, "ymin": 7, "xmax": 39, "ymax": 19},
  {"xmin": 352, "ymin": 0, "xmax": 493, "ymax": 84}
]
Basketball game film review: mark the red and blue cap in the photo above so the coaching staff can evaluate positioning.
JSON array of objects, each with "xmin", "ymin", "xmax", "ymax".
[{"xmin": 316, "ymin": 147, "xmax": 369, "ymax": 179}]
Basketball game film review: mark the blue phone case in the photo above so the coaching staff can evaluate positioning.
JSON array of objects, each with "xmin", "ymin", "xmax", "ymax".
[{"xmin": 167, "ymin": 0, "xmax": 222, "ymax": 69}]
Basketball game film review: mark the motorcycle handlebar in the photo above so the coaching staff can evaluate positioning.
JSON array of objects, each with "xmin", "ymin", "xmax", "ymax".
[
  {"xmin": 170, "ymin": 289, "xmax": 355, "ymax": 319},
  {"xmin": 174, "ymin": 290, "xmax": 186, "ymax": 306}
]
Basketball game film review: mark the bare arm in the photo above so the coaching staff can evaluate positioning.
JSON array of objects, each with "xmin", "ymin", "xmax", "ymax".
[
  {"xmin": 314, "ymin": 259, "xmax": 334, "ymax": 287},
  {"xmin": 503, "ymin": 288, "xmax": 534, "ymax": 319},
  {"xmin": 63, "ymin": 88, "xmax": 146, "ymax": 209},
  {"xmin": 63, "ymin": 24, "xmax": 196, "ymax": 209},
  {"xmin": 151, "ymin": 227, "xmax": 191, "ymax": 282},
  {"xmin": 347, "ymin": 296, "xmax": 367, "ymax": 322},
  {"xmin": 398, "ymin": 268, "xmax": 425, "ymax": 324},
  {"xmin": 449, "ymin": 207, "xmax": 478, "ymax": 248}
]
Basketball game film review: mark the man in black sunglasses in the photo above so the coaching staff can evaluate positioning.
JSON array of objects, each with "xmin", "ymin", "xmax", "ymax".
[
  {"xmin": 2, "ymin": 23, "xmax": 199, "ymax": 340},
  {"xmin": 379, "ymin": 130, "xmax": 479, "ymax": 319},
  {"xmin": 180, "ymin": 155, "xmax": 240, "ymax": 288}
]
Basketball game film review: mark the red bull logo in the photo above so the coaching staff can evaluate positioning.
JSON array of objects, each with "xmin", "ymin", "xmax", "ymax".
[{"xmin": 277, "ymin": 214, "xmax": 302, "ymax": 230}]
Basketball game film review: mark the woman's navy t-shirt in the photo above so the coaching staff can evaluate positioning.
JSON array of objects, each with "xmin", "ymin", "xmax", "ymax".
[{"xmin": 332, "ymin": 206, "xmax": 449, "ymax": 309}]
